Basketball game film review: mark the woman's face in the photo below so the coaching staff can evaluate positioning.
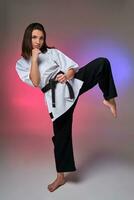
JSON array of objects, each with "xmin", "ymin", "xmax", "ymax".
[{"xmin": 31, "ymin": 29, "xmax": 44, "ymax": 49}]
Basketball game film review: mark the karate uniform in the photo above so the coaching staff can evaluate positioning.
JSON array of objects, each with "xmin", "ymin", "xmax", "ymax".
[
  {"xmin": 16, "ymin": 48, "xmax": 118, "ymax": 172},
  {"xmin": 16, "ymin": 48, "xmax": 84, "ymax": 121}
]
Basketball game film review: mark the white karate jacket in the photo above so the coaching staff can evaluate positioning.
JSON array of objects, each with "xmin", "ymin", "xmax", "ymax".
[{"xmin": 16, "ymin": 48, "xmax": 83, "ymax": 121}]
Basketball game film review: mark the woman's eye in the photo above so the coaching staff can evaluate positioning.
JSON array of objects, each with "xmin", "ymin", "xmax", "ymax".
[{"xmin": 32, "ymin": 36, "xmax": 44, "ymax": 40}]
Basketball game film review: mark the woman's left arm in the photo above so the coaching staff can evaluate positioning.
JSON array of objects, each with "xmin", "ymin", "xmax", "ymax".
[{"xmin": 65, "ymin": 68, "xmax": 76, "ymax": 80}]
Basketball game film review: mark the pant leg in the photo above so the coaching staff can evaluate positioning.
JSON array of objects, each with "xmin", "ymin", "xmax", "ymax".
[
  {"xmin": 75, "ymin": 57, "xmax": 118, "ymax": 100},
  {"xmin": 52, "ymin": 98, "xmax": 78, "ymax": 172}
]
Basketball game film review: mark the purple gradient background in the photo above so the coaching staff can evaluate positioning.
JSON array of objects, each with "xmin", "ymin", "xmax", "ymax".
[
  {"xmin": 1, "ymin": 1, "xmax": 133, "ymax": 136},
  {"xmin": 1, "ymin": 1, "xmax": 134, "ymax": 198}
]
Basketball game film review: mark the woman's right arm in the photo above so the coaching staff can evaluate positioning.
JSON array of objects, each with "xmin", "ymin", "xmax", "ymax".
[{"xmin": 29, "ymin": 48, "xmax": 41, "ymax": 87}]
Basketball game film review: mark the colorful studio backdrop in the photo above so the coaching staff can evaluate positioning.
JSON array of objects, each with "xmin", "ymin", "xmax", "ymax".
[{"xmin": 1, "ymin": 0, "xmax": 134, "ymax": 141}]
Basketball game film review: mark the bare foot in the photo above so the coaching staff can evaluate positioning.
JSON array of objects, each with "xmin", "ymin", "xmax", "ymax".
[
  {"xmin": 103, "ymin": 98, "xmax": 117, "ymax": 118},
  {"xmin": 48, "ymin": 176, "xmax": 66, "ymax": 192}
]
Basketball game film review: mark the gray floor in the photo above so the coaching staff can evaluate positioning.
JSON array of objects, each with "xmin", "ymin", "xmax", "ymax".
[{"xmin": 1, "ymin": 127, "xmax": 134, "ymax": 200}]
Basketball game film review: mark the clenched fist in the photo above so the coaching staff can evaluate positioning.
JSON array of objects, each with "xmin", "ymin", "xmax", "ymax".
[{"xmin": 32, "ymin": 48, "xmax": 41, "ymax": 61}]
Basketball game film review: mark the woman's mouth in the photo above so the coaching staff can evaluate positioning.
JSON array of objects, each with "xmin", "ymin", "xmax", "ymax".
[{"xmin": 35, "ymin": 45, "xmax": 40, "ymax": 48}]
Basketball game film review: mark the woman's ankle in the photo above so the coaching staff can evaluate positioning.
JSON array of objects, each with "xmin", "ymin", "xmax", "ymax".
[{"xmin": 57, "ymin": 172, "xmax": 65, "ymax": 178}]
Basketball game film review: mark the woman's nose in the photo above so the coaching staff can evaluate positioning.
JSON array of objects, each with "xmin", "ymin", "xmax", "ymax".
[{"xmin": 36, "ymin": 39, "xmax": 40, "ymax": 44}]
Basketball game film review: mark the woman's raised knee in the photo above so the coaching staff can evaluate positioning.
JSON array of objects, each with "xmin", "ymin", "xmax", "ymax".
[{"xmin": 97, "ymin": 57, "xmax": 110, "ymax": 65}]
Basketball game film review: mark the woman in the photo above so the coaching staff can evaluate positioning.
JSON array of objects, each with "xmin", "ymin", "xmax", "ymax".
[{"xmin": 16, "ymin": 22, "xmax": 118, "ymax": 192}]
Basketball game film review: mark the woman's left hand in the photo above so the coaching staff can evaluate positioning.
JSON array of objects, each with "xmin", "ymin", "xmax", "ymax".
[{"xmin": 55, "ymin": 74, "xmax": 67, "ymax": 84}]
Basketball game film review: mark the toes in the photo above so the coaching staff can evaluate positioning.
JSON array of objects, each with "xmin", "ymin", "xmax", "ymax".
[
  {"xmin": 48, "ymin": 185, "xmax": 55, "ymax": 192},
  {"xmin": 47, "ymin": 179, "xmax": 66, "ymax": 192},
  {"xmin": 111, "ymin": 107, "xmax": 117, "ymax": 118},
  {"xmin": 48, "ymin": 184, "xmax": 58, "ymax": 192},
  {"xmin": 48, "ymin": 185, "xmax": 52, "ymax": 191},
  {"xmin": 103, "ymin": 100, "xmax": 117, "ymax": 118}
]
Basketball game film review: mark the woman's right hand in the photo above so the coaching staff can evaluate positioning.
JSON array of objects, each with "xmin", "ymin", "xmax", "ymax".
[{"xmin": 32, "ymin": 48, "xmax": 41, "ymax": 61}]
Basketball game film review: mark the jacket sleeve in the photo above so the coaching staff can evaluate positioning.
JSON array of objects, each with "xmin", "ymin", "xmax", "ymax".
[
  {"xmin": 52, "ymin": 49, "xmax": 79, "ymax": 73},
  {"xmin": 16, "ymin": 59, "xmax": 35, "ymax": 87}
]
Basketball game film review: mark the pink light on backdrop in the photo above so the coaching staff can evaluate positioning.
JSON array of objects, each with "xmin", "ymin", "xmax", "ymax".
[
  {"xmin": 5, "ymin": 35, "xmax": 130, "ymax": 136},
  {"xmin": 3, "ymin": 51, "xmax": 52, "ymax": 135}
]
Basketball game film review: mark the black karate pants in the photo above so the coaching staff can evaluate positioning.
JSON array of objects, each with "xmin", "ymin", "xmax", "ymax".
[{"xmin": 52, "ymin": 57, "xmax": 118, "ymax": 172}]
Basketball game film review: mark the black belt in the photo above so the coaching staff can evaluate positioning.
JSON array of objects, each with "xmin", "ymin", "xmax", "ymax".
[{"xmin": 41, "ymin": 71, "xmax": 75, "ymax": 107}]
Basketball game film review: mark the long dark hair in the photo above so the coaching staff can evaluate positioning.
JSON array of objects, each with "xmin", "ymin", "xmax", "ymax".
[{"xmin": 21, "ymin": 22, "xmax": 55, "ymax": 60}]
